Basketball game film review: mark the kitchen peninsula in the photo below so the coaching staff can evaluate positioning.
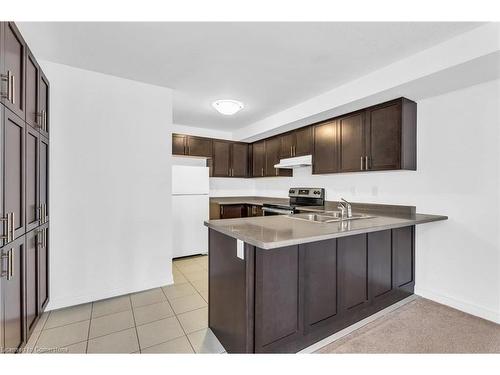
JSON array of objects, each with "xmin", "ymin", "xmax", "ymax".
[{"xmin": 204, "ymin": 203, "xmax": 447, "ymax": 353}]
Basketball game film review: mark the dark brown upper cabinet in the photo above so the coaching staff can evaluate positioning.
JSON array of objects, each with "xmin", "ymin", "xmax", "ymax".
[
  {"xmin": 280, "ymin": 126, "xmax": 313, "ymax": 159},
  {"xmin": 365, "ymin": 98, "xmax": 416, "ymax": 171},
  {"xmin": 171, "ymin": 97, "xmax": 416, "ymax": 178},
  {"xmin": 313, "ymin": 120, "xmax": 339, "ymax": 174},
  {"xmin": 252, "ymin": 140, "xmax": 266, "ymax": 177},
  {"xmin": 231, "ymin": 142, "xmax": 249, "ymax": 177},
  {"xmin": 25, "ymin": 49, "xmax": 40, "ymax": 130},
  {"xmin": 38, "ymin": 71, "xmax": 50, "ymax": 138},
  {"xmin": 338, "ymin": 111, "xmax": 366, "ymax": 173},
  {"xmin": 171, "ymin": 134, "xmax": 212, "ymax": 157},
  {"xmin": 2, "ymin": 106, "xmax": 26, "ymax": 246},
  {"xmin": 315, "ymin": 98, "xmax": 416, "ymax": 174},
  {"xmin": 265, "ymin": 137, "xmax": 292, "ymax": 177},
  {"xmin": 1, "ymin": 22, "xmax": 26, "ymax": 120},
  {"xmin": 294, "ymin": 126, "xmax": 313, "ymax": 157},
  {"xmin": 25, "ymin": 49, "xmax": 49, "ymax": 136},
  {"xmin": 186, "ymin": 135, "xmax": 212, "ymax": 157},
  {"xmin": 172, "ymin": 134, "xmax": 187, "ymax": 155},
  {"xmin": 212, "ymin": 140, "xmax": 248, "ymax": 178}
]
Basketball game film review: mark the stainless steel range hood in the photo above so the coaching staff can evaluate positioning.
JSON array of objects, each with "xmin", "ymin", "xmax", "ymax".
[{"xmin": 274, "ymin": 154, "xmax": 312, "ymax": 169}]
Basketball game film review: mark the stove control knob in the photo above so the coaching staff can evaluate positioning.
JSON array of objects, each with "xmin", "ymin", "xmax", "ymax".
[{"xmin": 314, "ymin": 190, "xmax": 320, "ymax": 195}]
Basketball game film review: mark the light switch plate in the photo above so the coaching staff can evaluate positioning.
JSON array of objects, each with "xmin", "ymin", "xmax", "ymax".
[{"xmin": 237, "ymin": 240, "xmax": 245, "ymax": 260}]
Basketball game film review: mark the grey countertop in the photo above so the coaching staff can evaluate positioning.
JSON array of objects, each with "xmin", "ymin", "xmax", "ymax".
[{"xmin": 204, "ymin": 212, "xmax": 448, "ymax": 249}]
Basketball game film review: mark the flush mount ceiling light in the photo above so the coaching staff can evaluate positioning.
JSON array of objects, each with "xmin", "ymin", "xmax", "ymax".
[{"xmin": 212, "ymin": 99, "xmax": 244, "ymax": 115}]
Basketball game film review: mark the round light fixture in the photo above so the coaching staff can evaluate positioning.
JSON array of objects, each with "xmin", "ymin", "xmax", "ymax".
[{"xmin": 212, "ymin": 99, "xmax": 244, "ymax": 115}]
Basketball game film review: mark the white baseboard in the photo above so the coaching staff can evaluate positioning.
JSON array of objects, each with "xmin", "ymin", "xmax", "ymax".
[
  {"xmin": 415, "ymin": 287, "xmax": 500, "ymax": 324},
  {"xmin": 46, "ymin": 275, "xmax": 174, "ymax": 311}
]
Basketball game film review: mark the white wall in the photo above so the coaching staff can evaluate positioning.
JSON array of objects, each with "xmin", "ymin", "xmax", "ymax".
[
  {"xmin": 42, "ymin": 61, "xmax": 174, "ymax": 310},
  {"xmin": 171, "ymin": 123, "xmax": 232, "ymax": 140},
  {"xmin": 234, "ymin": 80, "xmax": 498, "ymax": 323}
]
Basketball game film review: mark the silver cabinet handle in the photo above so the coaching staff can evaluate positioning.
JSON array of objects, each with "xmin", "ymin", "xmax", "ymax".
[
  {"xmin": 35, "ymin": 112, "xmax": 43, "ymax": 127},
  {"xmin": 44, "ymin": 110, "xmax": 47, "ymax": 131},
  {"xmin": 365, "ymin": 156, "xmax": 369, "ymax": 170},
  {"xmin": 1, "ymin": 71, "xmax": 10, "ymax": 101},
  {"xmin": 261, "ymin": 167, "xmax": 264, "ymax": 177},
  {"xmin": 37, "ymin": 229, "xmax": 43, "ymax": 246},
  {"xmin": 11, "ymin": 74, "xmax": 15, "ymax": 105},
  {"xmin": 0, "ymin": 250, "xmax": 8, "ymax": 279},
  {"xmin": 8, "ymin": 248, "xmax": 14, "ymax": 280},
  {"xmin": 360, "ymin": 156, "xmax": 364, "ymax": 170},
  {"xmin": 0, "ymin": 212, "xmax": 14, "ymax": 243},
  {"xmin": 11, "ymin": 212, "xmax": 15, "ymax": 240}
]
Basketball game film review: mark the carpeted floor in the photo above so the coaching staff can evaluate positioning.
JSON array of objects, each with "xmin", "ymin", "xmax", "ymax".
[{"xmin": 316, "ymin": 297, "xmax": 500, "ymax": 353}]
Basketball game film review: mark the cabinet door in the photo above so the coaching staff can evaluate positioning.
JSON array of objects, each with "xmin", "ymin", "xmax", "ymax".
[
  {"xmin": 2, "ymin": 108, "xmax": 26, "ymax": 245},
  {"xmin": 25, "ymin": 229, "xmax": 38, "ymax": 335},
  {"xmin": 338, "ymin": 234, "xmax": 368, "ymax": 312},
  {"xmin": 301, "ymin": 239, "xmax": 337, "ymax": 330},
  {"xmin": 280, "ymin": 132, "xmax": 295, "ymax": 158},
  {"xmin": 366, "ymin": 102, "xmax": 401, "ymax": 170},
  {"xmin": 38, "ymin": 71, "xmax": 49, "ymax": 138},
  {"xmin": 231, "ymin": 143, "xmax": 248, "ymax": 177},
  {"xmin": 393, "ymin": 226, "xmax": 414, "ymax": 288},
  {"xmin": 26, "ymin": 126, "xmax": 39, "ymax": 232},
  {"xmin": 368, "ymin": 230, "xmax": 392, "ymax": 301},
  {"xmin": 252, "ymin": 141, "xmax": 266, "ymax": 177},
  {"xmin": 172, "ymin": 134, "xmax": 186, "ymax": 155},
  {"xmin": 313, "ymin": 120, "xmax": 338, "ymax": 174},
  {"xmin": 38, "ymin": 225, "xmax": 49, "ymax": 311},
  {"xmin": 220, "ymin": 204, "xmax": 246, "ymax": 219},
  {"xmin": 187, "ymin": 136, "xmax": 212, "ymax": 157},
  {"xmin": 338, "ymin": 112, "xmax": 365, "ymax": 172},
  {"xmin": 1, "ymin": 22, "xmax": 26, "ymax": 119},
  {"xmin": 255, "ymin": 246, "xmax": 300, "ymax": 352},
  {"xmin": 39, "ymin": 136, "xmax": 49, "ymax": 224},
  {"xmin": 25, "ymin": 50, "xmax": 40, "ymax": 130},
  {"xmin": 1, "ymin": 236, "xmax": 26, "ymax": 353},
  {"xmin": 265, "ymin": 137, "xmax": 291, "ymax": 177},
  {"xmin": 294, "ymin": 126, "xmax": 312, "ymax": 157},
  {"xmin": 212, "ymin": 140, "xmax": 231, "ymax": 177}
]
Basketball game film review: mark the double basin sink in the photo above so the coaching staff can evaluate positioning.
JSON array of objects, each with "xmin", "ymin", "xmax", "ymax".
[{"xmin": 287, "ymin": 211, "xmax": 375, "ymax": 223}]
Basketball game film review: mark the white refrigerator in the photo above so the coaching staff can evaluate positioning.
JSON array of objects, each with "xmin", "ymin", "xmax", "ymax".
[{"xmin": 171, "ymin": 165, "xmax": 210, "ymax": 258}]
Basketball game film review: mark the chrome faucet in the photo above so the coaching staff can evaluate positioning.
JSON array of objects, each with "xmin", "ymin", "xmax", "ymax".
[{"xmin": 338, "ymin": 198, "xmax": 352, "ymax": 218}]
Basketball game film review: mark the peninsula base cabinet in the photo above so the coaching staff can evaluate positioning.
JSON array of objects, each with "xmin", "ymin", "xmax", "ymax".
[{"xmin": 208, "ymin": 226, "xmax": 415, "ymax": 353}]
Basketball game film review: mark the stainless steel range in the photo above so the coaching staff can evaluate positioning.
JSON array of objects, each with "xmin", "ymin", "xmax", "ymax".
[{"xmin": 261, "ymin": 188, "xmax": 325, "ymax": 216}]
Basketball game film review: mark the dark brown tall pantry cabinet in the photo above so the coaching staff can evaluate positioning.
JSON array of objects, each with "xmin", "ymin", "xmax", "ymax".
[{"xmin": 1, "ymin": 22, "xmax": 50, "ymax": 353}]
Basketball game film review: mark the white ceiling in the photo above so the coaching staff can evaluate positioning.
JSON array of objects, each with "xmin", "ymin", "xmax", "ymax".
[{"xmin": 18, "ymin": 22, "xmax": 483, "ymax": 130}]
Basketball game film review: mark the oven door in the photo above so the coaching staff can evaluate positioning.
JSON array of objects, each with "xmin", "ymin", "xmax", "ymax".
[{"xmin": 262, "ymin": 206, "xmax": 294, "ymax": 216}]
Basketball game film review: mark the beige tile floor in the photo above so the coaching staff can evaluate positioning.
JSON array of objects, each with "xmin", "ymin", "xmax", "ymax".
[
  {"xmin": 25, "ymin": 255, "xmax": 225, "ymax": 354},
  {"xmin": 23, "ymin": 254, "xmax": 500, "ymax": 354}
]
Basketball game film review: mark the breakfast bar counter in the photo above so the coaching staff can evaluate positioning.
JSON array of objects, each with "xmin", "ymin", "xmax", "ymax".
[{"xmin": 204, "ymin": 207, "xmax": 447, "ymax": 353}]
